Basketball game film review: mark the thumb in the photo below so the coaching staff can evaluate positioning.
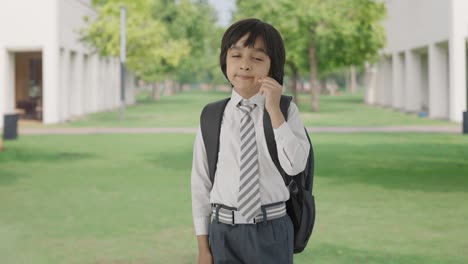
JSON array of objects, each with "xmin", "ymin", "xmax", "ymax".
[{"xmin": 255, "ymin": 76, "xmax": 264, "ymax": 95}]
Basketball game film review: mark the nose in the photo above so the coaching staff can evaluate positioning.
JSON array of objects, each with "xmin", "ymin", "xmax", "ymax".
[{"xmin": 239, "ymin": 58, "xmax": 251, "ymax": 71}]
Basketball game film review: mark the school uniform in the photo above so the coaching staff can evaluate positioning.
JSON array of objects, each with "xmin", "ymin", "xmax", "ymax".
[{"xmin": 191, "ymin": 89, "xmax": 310, "ymax": 263}]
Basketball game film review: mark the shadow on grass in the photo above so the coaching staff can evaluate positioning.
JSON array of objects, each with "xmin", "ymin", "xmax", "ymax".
[
  {"xmin": 0, "ymin": 148, "xmax": 95, "ymax": 163},
  {"xmin": 298, "ymin": 243, "xmax": 462, "ymax": 264},
  {"xmin": 0, "ymin": 168, "xmax": 28, "ymax": 186},
  {"xmin": 144, "ymin": 145, "xmax": 193, "ymax": 173},
  {"xmin": 0, "ymin": 145, "xmax": 96, "ymax": 185},
  {"xmin": 136, "ymin": 90, "xmax": 230, "ymax": 106},
  {"xmin": 317, "ymin": 142, "xmax": 468, "ymax": 193}
]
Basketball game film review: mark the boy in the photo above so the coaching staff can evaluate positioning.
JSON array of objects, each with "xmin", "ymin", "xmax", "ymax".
[{"xmin": 191, "ymin": 18, "xmax": 310, "ymax": 264}]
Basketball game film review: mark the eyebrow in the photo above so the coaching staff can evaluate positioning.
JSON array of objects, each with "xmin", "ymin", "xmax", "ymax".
[{"xmin": 230, "ymin": 45, "xmax": 267, "ymax": 55}]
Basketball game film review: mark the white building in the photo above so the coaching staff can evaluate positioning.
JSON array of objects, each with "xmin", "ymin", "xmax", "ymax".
[
  {"xmin": 0, "ymin": 0, "xmax": 136, "ymax": 127},
  {"xmin": 366, "ymin": 0, "xmax": 468, "ymax": 122}
]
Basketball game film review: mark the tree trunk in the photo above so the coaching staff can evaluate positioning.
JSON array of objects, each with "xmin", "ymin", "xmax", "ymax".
[
  {"xmin": 152, "ymin": 83, "xmax": 160, "ymax": 101},
  {"xmin": 291, "ymin": 69, "xmax": 298, "ymax": 105},
  {"xmin": 345, "ymin": 68, "xmax": 351, "ymax": 93},
  {"xmin": 286, "ymin": 61, "xmax": 299, "ymax": 105},
  {"xmin": 350, "ymin": 65, "xmax": 357, "ymax": 94},
  {"xmin": 164, "ymin": 78, "xmax": 173, "ymax": 96},
  {"xmin": 175, "ymin": 81, "xmax": 181, "ymax": 93},
  {"xmin": 309, "ymin": 41, "xmax": 320, "ymax": 111}
]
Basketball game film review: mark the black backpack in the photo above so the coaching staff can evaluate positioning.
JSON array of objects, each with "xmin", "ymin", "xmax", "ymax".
[{"xmin": 200, "ymin": 95, "xmax": 316, "ymax": 254}]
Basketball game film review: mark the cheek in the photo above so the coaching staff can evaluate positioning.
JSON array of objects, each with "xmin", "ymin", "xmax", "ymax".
[
  {"xmin": 226, "ymin": 61, "xmax": 235, "ymax": 77},
  {"xmin": 261, "ymin": 64, "xmax": 271, "ymax": 77},
  {"xmin": 225, "ymin": 68, "xmax": 234, "ymax": 84}
]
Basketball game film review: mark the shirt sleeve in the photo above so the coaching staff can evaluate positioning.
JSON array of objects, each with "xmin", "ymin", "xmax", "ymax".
[
  {"xmin": 273, "ymin": 101, "xmax": 310, "ymax": 176},
  {"xmin": 191, "ymin": 126, "xmax": 213, "ymax": 235}
]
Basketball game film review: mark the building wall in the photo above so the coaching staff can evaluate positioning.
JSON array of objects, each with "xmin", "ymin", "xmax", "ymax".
[
  {"xmin": 0, "ymin": 0, "xmax": 57, "ymax": 126},
  {"xmin": 0, "ymin": 0, "xmax": 136, "ymax": 128},
  {"xmin": 59, "ymin": 0, "xmax": 95, "ymax": 53},
  {"xmin": 448, "ymin": 0, "xmax": 468, "ymax": 122},
  {"xmin": 56, "ymin": 0, "xmax": 135, "ymax": 123},
  {"xmin": 383, "ymin": 0, "xmax": 451, "ymax": 53},
  {"xmin": 0, "ymin": 0, "xmax": 56, "ymax": 48},
  {"xmin": 368, "ymin": 0, "xmax": 468, "ymax": 122}
]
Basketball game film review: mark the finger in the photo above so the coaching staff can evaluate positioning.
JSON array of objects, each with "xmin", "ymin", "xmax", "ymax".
[
  {"xmin": 259, "ymin": 83, "xmax": 277, "ymax": 91},
  {"xmin": 259, "ymin": 77, "xmax": 277, "ymax": 85},
  {"xmin": 255, "ymin": 76, "xmax": 261, "ymax": 84}
]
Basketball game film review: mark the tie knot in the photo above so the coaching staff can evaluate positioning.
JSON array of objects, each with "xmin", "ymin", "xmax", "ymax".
[{"xmin": 238, "ymin": 100, "xmax": 256, "ymax": 114}]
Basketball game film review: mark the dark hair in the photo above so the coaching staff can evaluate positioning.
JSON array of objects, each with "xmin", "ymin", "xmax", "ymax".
[{"xmin": 220, "ymin": 18, "xmax": 286, "ymax": 85}]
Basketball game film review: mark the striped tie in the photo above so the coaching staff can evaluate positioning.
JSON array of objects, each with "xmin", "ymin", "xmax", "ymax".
[{"xmin": 237, "ymin": 100, "xmax": 261, "ymax": 222}]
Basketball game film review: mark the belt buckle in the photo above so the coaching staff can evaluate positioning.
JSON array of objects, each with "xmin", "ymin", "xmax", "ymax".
[{"xmin": 233, "ymin": 210, "xmax": 255, "ymax": 224}]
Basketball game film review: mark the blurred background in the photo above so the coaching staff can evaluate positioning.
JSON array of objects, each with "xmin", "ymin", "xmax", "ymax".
[{"xmin": 0, "ymin": 0, "xmax": 467, "ymax": 263}]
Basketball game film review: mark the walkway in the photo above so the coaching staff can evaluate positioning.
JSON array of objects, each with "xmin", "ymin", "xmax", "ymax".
[{"xmin": 18, "ymin": 125, "xmax": 461, "ymax": 135}]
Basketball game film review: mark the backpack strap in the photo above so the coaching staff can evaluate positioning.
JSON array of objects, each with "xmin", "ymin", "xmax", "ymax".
[
  {"xmin": 263, "ymin": 95, "xmax": 293, "ymax": 184},
  {"xmin": 304, "ymin": 128, "xmax": 315, "ymax": 192},
  {"xmin": 200, "ymin": 95, "xmax": 303, "ymax": 189},
  {"xmin": 200, "ymin": 98, "xmax": 230, "ymax": 184}
]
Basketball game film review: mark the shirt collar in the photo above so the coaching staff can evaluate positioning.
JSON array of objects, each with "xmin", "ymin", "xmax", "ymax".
[{"xmin": 230, "ymin": 89, "xmax": 265, "ymax": 108}]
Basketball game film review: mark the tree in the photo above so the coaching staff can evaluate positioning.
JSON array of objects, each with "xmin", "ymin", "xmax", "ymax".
[
  {"xmin": 83, "ymin": 0, "xmax": 226, "ymax": 97},
  {"xmin": 153, "ymin": 0, "xmax": 224, "ymax": 89},
  {"xmin": 81, "ymin": 0, "xmax": 190, "ymax": 99},
  {"xmin": 235, "ymin": 0, "xmax": 386, "ymax": 111}
]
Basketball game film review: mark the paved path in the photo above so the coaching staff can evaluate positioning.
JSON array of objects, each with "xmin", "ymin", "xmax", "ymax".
[{"xmin": 18, "ymin": 125, "xmax": 462, "ymax": 135}]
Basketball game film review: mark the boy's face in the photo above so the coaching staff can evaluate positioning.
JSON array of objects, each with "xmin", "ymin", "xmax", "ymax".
[{"xmin": 226, "ymin": 34, "xmax": 271, "ymax": 96}]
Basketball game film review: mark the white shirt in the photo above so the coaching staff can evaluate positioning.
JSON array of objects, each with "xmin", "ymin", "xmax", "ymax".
[{"xmin": 191, "ymin": 89, "xmax": 310, "ymax": 235}]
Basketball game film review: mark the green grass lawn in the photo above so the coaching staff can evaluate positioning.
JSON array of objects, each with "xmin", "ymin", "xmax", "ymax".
[
  {"xmin": 1, "ymin": 133, "xmax": 467, "ymax": 263},
  {"xmin": 29, "ymin": 89, "xmax": 456, "ymax": 128}
]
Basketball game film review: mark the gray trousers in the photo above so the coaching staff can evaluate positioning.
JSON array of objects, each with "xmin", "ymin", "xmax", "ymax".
[{"xmin": 209, "ymin": 215, "xmax": 294, "ymax": 264}]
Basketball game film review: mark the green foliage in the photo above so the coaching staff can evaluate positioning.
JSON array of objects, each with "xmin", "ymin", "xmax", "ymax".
[
  {"xmin": 81, "ymin": 0, "xmax": 189, "ymax": 82},
  {"xmin": 234, "ymin": 0, "xmax": 386, "ymax": 75},
  {"xmin": 152, "ymin": 0, "xmax": 225, "ymax": 84},
  {"xmin": 314, "ymin": 0, "xmax": 387, "ymax": 73},
  {"xmin": 81, "ymin": 0, "xmax": 223, "ymax": 84}
]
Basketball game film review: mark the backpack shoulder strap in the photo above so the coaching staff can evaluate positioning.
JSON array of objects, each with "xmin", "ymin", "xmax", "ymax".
[
  {"xmin": 263, "ymin": 95, "xmax": 293, "ymax": 180},
  {"xmin": 304, "ymin": 127, "xmax": 315, "ymax": 192},
  {"xmin": 200, "ymin": 98, "xmax": 230, "ymax": 184}
]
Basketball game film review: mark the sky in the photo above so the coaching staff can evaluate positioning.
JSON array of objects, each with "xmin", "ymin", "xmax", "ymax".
[{"xmin": 207, "ymin": 0, "xmax": 236, "ymax": 27}]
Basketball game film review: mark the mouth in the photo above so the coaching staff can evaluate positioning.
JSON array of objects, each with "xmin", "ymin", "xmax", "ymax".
[{"xmin": 236, "ymin": 75, "xmax": 254, "ymax": 79}]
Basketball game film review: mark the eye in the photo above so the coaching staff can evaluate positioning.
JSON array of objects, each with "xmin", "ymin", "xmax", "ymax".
[
  {"xmin": 231, "ymin": 54, "xmax": 241, "ymax": 58},
  {"xmin": 255, "ymin": 58, "xmax": 264, "ymax": 61}
]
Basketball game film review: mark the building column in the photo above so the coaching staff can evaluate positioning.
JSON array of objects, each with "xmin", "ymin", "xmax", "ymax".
[
  {"xmin": 375, "ymin": 60, "xmax": 385, "ymax": 105},
  {"xmin": 75, "ymin": 53, "xmax": 84, "ymax": 116},
  {"xmin": 429, "ymin": 43, "xmax": 449, "ymax": 119},
  {"xmin": 59, "ymin": 48, "xmax": 70, "ymax": 121},
  {"xmin": 0, "ymin": 49, "xmax": 15, "ymax": 127},
  {"xmin": 420, "ymin": 52, "xmax": 429, "ymax": 113},
  {"xmin": 89, "ymin": 54, "xmax": 99, "ymax": 113},
  {"xmin": 102, "ymin": 58, "xmax": 108, "ymax": 110},
  {"xmin": 68, "ymin": 52, "xmax": 77, "ymax": 117},
  {"xmin": 364, "ymin": 62, "xmax": 377, "ymax": 105},
  {"xmin": 0, "ymin": 48, "xmax": 5, "ymax": 127},
  {"xmin": 82, "ymin": 54, "xmax": 89, "ymax": 115},
  {"xmin": 405, "ymin": 50, "xmax": 421, "ymax": 112},
  {"xmin": 383, "ymin": 56, "xmax": 393, "ymax": 107},
  {"xmin": 392, "ymin": 52, "xmax": 405, "ymax": 109},
  {"xmin": 449, "ymin": 0, "xmax": 468, "ymax": 122},
  {"xmin": 113, "ymin": 58, "xmax": 119, "ymax": 108},
  {"xmin": 43, "ymin": 45, "xmax": 60, "ymax": 124},
  {"xmin": 99, "ymin": 57, "xmax": 105, "ymax": 111}
]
